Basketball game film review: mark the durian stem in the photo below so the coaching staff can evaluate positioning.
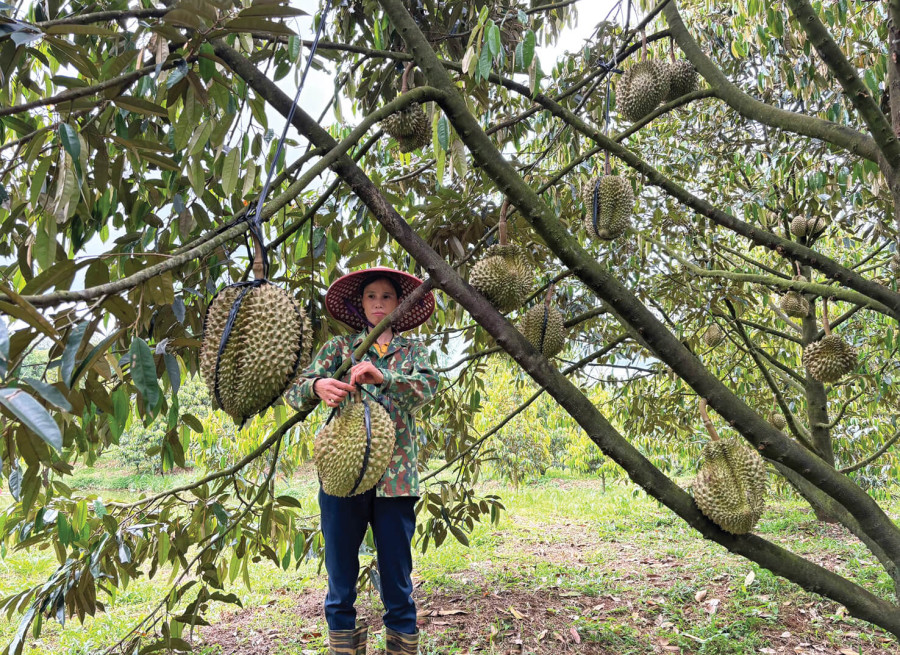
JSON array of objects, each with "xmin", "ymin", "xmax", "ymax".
[
  {"xmin": 641, "ymin": 29, "xmax": 647, "ymax": 60},
  {"xmin": 822, "ymin": 297, "xmax": 832, "ymax": 335},
  {"xmin": 604, "ymin": 155, "xmax": 611, "ymax": 176},
  {"xmin": 544, "ymin": 283, "xmax": 555, "ymax": 308},
  {"xmin": 499, "ymin": 199, "xmax": 510, "ymax": 245},
  {"xmin": 699, "ymin": 398, "xmax": 720, "ymax": 441},
  {"xmin": 251, "ymin": 231, "xmax": 266, "ymax": 280},
  {"xmin": 669, "ymin": 37, "xmax": 675, "ymax": 62},
  {"xmin": 401, "ymin": 62, "xmax": 414, "ymax": 93}
]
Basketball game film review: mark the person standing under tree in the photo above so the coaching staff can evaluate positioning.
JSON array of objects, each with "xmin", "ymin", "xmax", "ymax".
[{"xmin": 284, "ymin": 267, "xmax": 439, "ymax": 655}]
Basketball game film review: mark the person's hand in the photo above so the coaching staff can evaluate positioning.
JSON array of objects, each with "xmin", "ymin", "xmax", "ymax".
[
  {"xmin": 348, "ymin": 361, "xmax": 384, "ymax": 387},
  {"xmin": 314, "ymin": 378, "xmax": 356, "ymax": 407}
]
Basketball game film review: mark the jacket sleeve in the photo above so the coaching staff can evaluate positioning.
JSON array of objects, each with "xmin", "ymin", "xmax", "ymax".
[
  {"xmin": 379, "ymin": 341, "xmax": 440, "ymax": 413},
  {"xmin": 283, "ymin": 337, "xmax": 345, "ymax": 411}
]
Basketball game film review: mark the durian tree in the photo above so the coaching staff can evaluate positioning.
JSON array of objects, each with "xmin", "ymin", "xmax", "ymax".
[{"xmin": 3, "ymin": 0, "xmax": 900, "ymax": 649}]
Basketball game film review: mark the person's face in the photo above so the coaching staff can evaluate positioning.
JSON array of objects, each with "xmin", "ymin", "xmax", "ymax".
[{"xmin": 361, "ymin": 278, "xmax": 399, "ymax": 326}]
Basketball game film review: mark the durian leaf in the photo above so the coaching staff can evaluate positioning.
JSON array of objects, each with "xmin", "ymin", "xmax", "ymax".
[
  {"xmin": 0, "ymin": 388, "xmax": 62, "ymax": 452},
  {"xmin": 129, "ymin": 337, "xmax": 160, "ymax": 410}
]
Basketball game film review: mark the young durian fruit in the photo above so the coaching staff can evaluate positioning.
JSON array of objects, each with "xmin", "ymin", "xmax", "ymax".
[
  {"xmin": 381, "ymin": 104, "xmax": 430, "ymax": 153},
  {"xmin": 890, "ymin": 252, "xmax": 900, "ymax": 278},
  {"xmin": 692, "ymin": 400, "xmax": 767, "ymax": 535},
  {"xmin": 315, "ymin": 395, "xmax": 396, "ymax": 497},
  {"xmin": 380, "ymin": 63, "xmax": 431, "ymax": 153},
  {"xmin": 768, "ymin": 411, "xmax": 786, "ymax": 430},
  {"xmin": 617, "ymin": 60, "xmax": 670, "ymax": 122},
  {"xmin": 703, "ymin": 323, "xmax": 725, "ymax": 348},
  {"xmin": 778, "ymin": 274, "xmax": 810, "ymax": 318},
  {"xmin": 580, "ymin": 166, "xmax": 634, "ymax": 240},
  {"xmin": 519, "ymin": 285, "xmax": 567, "ymax": 358},
  {"xmin": 469, "ymin": 201, "xmax": 534, "ymax": 312},
  {"xmin": 200, "ymin": 255, "xmax": 312, "ymax": 427},
  {"xmin": 790, "ymin": 215, "xmax": 829, "ymax": 239},
  {"xmin": 802, "ymin": 298, "xmax": 857, "ymax": 383},
  {"xmin": 663, "ymin": 60, "xmax": 699, "ymax": 102}
]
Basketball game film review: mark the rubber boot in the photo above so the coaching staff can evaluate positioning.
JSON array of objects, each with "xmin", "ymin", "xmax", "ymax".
[
  {"xmin": 385, "ymin": 626, "xmax": 419, "ymax": 654},
  {"xmin": 352, "ymin": 622, "xmax": 368, "ymax": 655},
  {"xmin": 328, "ymin": 627, "xmax": 357, "ymax": 655}
]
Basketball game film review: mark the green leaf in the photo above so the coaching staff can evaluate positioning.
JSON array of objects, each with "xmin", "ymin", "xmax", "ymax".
[
  {"xmin": 223, "ymin": 17, "xmax": 297, "ymax": 36},
  {"xmin": 521, "ymin": 30, "xmax": 535, "ymax": 69},
  {"xmin": 221, "ymin": 147, "xmax": 240, "ymax": 197},
  {"xmin": 437, "ymin": 115, "xmax": 450, "ymax": 151},
  {"xmin": 58, "ymin": 124, "xmax": 81, "ymax": 162},
  {"xmin": 21, "ymin": 378, "xmax": 72, "ymax": 412},
  {"xmin": 487, "ymin": 23, "xmax": 502, "ymax": 58},
  {"xmin": 114, "ymin": 96, "xmax": 168, "ymax": 117},
  {"xmin": 129, "ymin": 337, "xmax": 160, "ymax": 410},
  {"xmin": 164, "ymin": 353, "xmax": 181, "ymax": 395},
  {"xmin": 0, "ymin": 316, "xmax": 7, "ymax": 379},
  {"xmin": 0, "ymin": 388, "xmax": 62, "ymax": 452},
  {"xmin": 70, "ymin": 329, "xmax": 121, "ymax": 387},
  {"xmin": 93, "ymin": 500, "xmax": 107, "ymax": 516},
  {"xmin": 60, "ymin": 321, "xmax": 88, "ymax": 387},
  {"xmin": 477, "ymin": 43, "xmax": 492, "ymax": 80},
  {"xmin": 34, "ymin": 213, "xmax": 57, "ymax": 271},
  {"xmin": 9, "ymin": 467, "xmax": 21, "ymax": 501},
  {"xmin": 181, "ymin": 413, "xmax": 204, "ymax": 433}
]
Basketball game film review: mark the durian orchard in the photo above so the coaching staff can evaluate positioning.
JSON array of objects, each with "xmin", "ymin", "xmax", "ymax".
[{"xmin": 1, "ymin": 0, "xmax": 900, "ymax": 647}]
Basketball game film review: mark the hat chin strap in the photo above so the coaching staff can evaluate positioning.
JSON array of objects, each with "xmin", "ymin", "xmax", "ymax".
[{"xmin": 344, "ymin": 298, "xmax": 377, "ymax": 329}]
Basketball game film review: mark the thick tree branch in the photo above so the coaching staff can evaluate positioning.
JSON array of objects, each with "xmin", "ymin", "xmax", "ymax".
[{"xmin": 36, "ymin": 8, "xmax": 168, "ymax": 28}]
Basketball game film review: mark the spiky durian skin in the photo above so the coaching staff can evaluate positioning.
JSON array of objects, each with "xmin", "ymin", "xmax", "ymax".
[
  {"xmin": 790, "ymin": 215, "xmax": 809, "ymax": 238},
  {"xmin": 768, "ymin": 412, "xmax": 786, "ymax": 430},
  {"xmin": 779, "ymin": 291, "xmax": 809, "ymax": 318},
  {"xmin": 693, "ymin": 438, "xmax": 767, "ymax": 535},
  {"xmin": 663, "ymin": 60, "xmax": 699, "ymax": 101},
  {"xmin": 580, "ymin": 176, "xmax": 634, "ymax": 240},
  {"xmin": 802, "ymin": 334, "xmax": 857, "ymax": 383},
  {"xmin": 381, "ymin": 104, "xmax": 430, "ymax": 152},
  {"xmin": 617, "ymin": 61, "xmax": 670, "ymax": 122},
  {"xmin": 200, "ymin": 282, "xmax": 311, "ymax": 424},
  {"xmin": 806, "ymin": 216, "xmax": 828, "ymax": 237},
  {"xmin": 469, "ymin": 244, "xmax": 533, "ymax": 313},
  {"xmin": 703, "ymin": 324, "xmax": 725, "ymax": 348},
  {"xmin": 315, "ymin": 399, "xmax": 396, "ymax": 497},
  {"xmin": 519, "ymin": 303, "xmax": 567, "ymax": 357}
]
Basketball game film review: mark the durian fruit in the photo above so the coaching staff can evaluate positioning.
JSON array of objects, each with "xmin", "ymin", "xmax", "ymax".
[
  {"xmin": 802, "ymin": 334, "xmax": 857, "ymax": 383},
  {"xmin": 580, "ymin": 175, "xmax": 634, "ymax": 240},
  {"xmin": 703, "ymin": 324, "xmax": 725, "ymax": 348},
  {"xmin": 779, "ymin": 291, "xmax": 809, "ymax": 318},
  {"xmin": 201, "ymin": 281, "xmax": 312, "ymax": 425},
  {"xmin": 768, "ymin": 412, "xmax": 786, "ymax": 430},
  {"xmin": 790, "ymin": 215, "xmax": 829, "ymax": 239},
  {"xmin": 469, "ymin": 244, "xmax": 533, "ymax": 312},
  {"xmin": 693, "ymin": 437, "xmax": 767, "ymax": 534},
  {"xmin": 315, "ymin": 397, "xmax": 396, "ymax": 497},
  {"xmin": 663, "ymin": 60, "xmax": 699, "ymax": 102},
  {"xmin": 889, "ymin": 252, "xmax": 900, "ymax": 278},
  {"xmin": 519, "ymin": 288, "xmax": 567, "ymax": 357},
  {"xmin": 381, "ymin": 104, "xmax": 430, "ymax": 153},
  {"xmin": 617, "ymin": 60, "xmax": 670, "ymax": 122}
]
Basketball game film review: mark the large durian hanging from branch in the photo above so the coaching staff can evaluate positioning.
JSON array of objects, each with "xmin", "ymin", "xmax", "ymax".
[
  {"xmin": 518, "ymin": 284, "xmax": 568, "ymax": 358},
  {"xmin": 315, "ymin": 393, "xmax": 396, "ymax": 497},
  {"xmin": 789, "ymin": 215, "xmax": 828, "ymax": 240},
  {"xmin": 200, "ymin": 233, "xmax": 313, "ymax": 427},
  {"xmin": 779, "ymin": 274, "xmax": 810, "ymax": 319},
  {"xmin": 802, "ymin": 298, "xmax": 857, "ymax": 384},
  {"xmin": 469, "ymin": 200, "xmax": 534, "ymax": 312},
  {"xmin": 692, "ymin": 399, "xmax": 767, "ymax": 535},
  {"xmin": 702, "ymin": 323, "xmax": 725, "ymax": 348},
  {"xmin": 380, "ymin": 63, "xmax": 431, "ymax": 153},
  {"xmin": 581, "ymin": 158, "xmax": 633, "ymax": 241}
]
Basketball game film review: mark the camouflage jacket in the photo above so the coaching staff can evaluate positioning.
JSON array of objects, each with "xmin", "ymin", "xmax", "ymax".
[{"xmin": 284, "ymin": 329, "xmax": 440, "ymax": 497}]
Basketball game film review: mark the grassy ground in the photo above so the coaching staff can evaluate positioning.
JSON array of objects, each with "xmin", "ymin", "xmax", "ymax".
[{"xmin": 0, "ymin": 458, "xmax": 896, "ymax": 654}]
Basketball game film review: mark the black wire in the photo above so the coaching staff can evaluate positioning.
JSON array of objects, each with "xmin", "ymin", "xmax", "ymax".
[{"xmin": 245, "ymin": 0, "xmax": 333, "ymax": 279}]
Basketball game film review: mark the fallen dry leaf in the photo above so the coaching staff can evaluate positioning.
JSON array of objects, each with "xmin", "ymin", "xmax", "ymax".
[
  {"xmin": 695, "ymin": 589, "xmax": 708, "ymax": 602},
  {"xmin": 569, "ymin": 627, "xmax": 581, "ymax": 644}
]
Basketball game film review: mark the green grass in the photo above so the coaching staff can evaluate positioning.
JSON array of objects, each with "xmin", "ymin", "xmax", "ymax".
[{"xmin": 0, "ymin": 456, "xmax": 896, "ymax": 654}]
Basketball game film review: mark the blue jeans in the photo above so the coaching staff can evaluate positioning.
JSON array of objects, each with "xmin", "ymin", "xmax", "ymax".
[{"xmin": 318, "ymin": 488, "xmax": 418, "ymax": 633}]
